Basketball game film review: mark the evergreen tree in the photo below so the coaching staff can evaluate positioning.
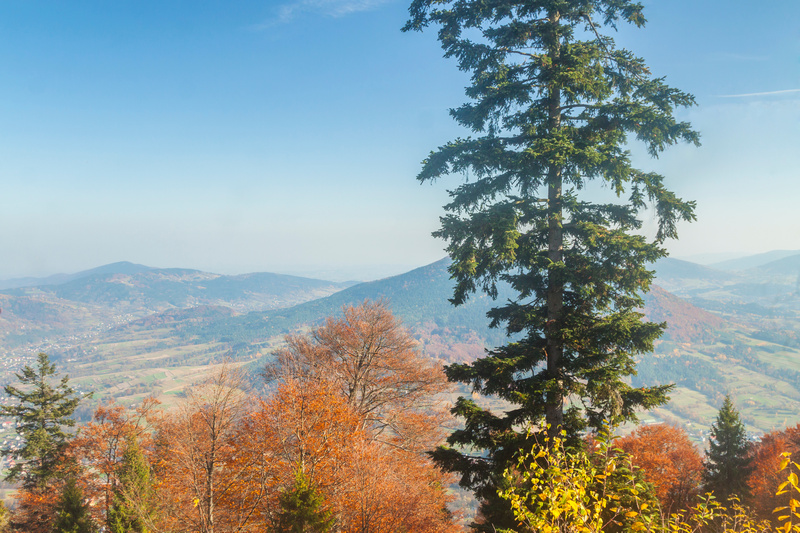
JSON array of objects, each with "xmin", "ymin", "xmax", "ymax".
[
  {"xmin": 51, "ymin": 477, "xmax": 98, "ymax": 533},
  {"xmin": 704, "ymin": 395, "xmax": 752, "ymax": 502},
  {"xmin": 108, "ymin": 437, "xmax": 156, "ymax": 533},
  {"xmin": 273, "ymin": 470, "xmax": 334, "ymax": 533},
  {"xmin": 0, "ymin": 353, "xmax": 84, "ymax": 490},
  {"xmin": 404, "ymin": 0, "xmax": 697, "ymax": 529}
]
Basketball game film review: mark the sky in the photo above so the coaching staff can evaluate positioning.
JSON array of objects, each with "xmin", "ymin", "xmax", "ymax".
[{"xmin": 1, "ymin": 0, "xmax": 798, "ymax": 280}]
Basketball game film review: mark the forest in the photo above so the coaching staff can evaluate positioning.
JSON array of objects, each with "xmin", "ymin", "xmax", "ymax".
[
  {"xmin": 2, "ymin": 303, "xmax": 800, "ymax": 532},
  {"xmin": 0, "ymin": 302, "xmax": 456, "ymax": 532}
]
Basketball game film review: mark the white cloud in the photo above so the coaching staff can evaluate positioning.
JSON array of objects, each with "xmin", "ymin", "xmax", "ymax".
[
  {"xmin": 716, "ymin": 88, "xmax": 800, "ymax": 98},
  {"xmin": 258, "ymin": 0, "xmax": 392, "ymax": 27}
]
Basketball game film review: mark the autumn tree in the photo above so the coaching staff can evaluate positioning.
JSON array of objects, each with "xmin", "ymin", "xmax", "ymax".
[
  {"xmin": 0, "ymin": 353, "xmax": 83, "ymax": 491},
  {"xmin": 68, "ymin": 398, "xmax": 158, "ymax": 526},
  {"xmin": 747, "ymin": 424, "xmax": 800, "ymax": 521},
  {"xmin": 154, "ymin": 364, "xmax": 258, "ymax": 533},
  {"xmin": 403, "ymin": 0, "xmax": 697, "ymax": 527},
  {"xmin": 244, "ymin": 378, "xmax": 456, "ymax": 533},
  {"xmin": 705, "ymin": 395, "xmax": 752, "ymax": 502},
  {"xmin": 500, "ymin": 429, "xmax": 661, "ymax": 533},
  {"xmin": 262, "ymin": 303, "xmax": 457, "ymax": 533},
  {"xmin": 616, "ymin": 424, "xmax": 703, "ymax": 512},
  {"xmin": 8, "ymin": 487, "xmax": 62, "ymax": 533},
  {"xmin": 267, "ymin": 300, "xmax": 450, "ymax": 450},
  {"xmin": 336, "ymin": 435, "xmax": 458, "ymax": 533}
]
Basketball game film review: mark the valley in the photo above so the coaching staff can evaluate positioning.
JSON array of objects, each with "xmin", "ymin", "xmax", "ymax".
[{"xmin": 1, "ymin": 251, "xmax": 799, "ymax": 439}]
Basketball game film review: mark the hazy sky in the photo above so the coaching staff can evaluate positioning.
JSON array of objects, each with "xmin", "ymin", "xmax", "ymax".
[{"xmin": 1, "ymin": 0, "xmax": 798, "ymax": 280}]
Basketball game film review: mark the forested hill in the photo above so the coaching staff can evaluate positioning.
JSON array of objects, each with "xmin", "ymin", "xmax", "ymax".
[
  {"xmin": 0, "ymin": 261, "xmax": 154, "ymax": 290},
  {"xmin": 643, "ymin": 286, "xmax": 725, "ymax": 344},
  {"xmin": 0, "ymin": 264, "xmax": 353, "ymax": 314},
  {"xmin": 5, "ymin": 253, "xmax": 800, "ymax": 433},
  {"xmin": 170, "ymin": 258, "xmax": 511, "ymax": 362},
  {"xmin": 159, "ymin": 258, "xmax": 724, "ymax": 364}
]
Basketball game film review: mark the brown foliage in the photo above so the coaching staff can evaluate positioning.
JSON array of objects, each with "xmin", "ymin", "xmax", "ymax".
[
  {"xmin": 267, "ymin": 300, "xmax": 451, "ymax": 451},
  {"xmin": 747, "ymin": 424, "xmax": 800, "ymax": 520},
  {"xmin": 67, "ymin": 397, "xmax": 159, "ymax": 525},
  {"xmin": 257, "ymin": 301, "xmax": 458, "ymax": 532},
  {"xmin": 240, "ymin": 379, "xmax": 365, "ymax": 527},
  {"xmin": 153, "ymin": 364, "xmax": 256, "ymax": 533},
  {"xmin": 9, "ymin": 487, "xmax": 60, "ymax": 533},
  {"xmin": 61, "ymin": 304, "xmax": 458, "ymax": 533},
  {"xmin": 616, "ymin": 424, "xmax": 703, "ymax": 513},
  {"xmin": 242, "ymin": 378, "xmax": 457, "ymax": 532}
]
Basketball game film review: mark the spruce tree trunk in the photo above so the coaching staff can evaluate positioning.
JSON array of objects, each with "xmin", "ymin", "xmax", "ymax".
[{"xmin": 545, "ymin": 9, "xmax": 564, "ymax": 434}]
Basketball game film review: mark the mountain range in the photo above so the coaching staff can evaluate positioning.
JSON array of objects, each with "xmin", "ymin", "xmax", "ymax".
[{"xmin": 1, "ymin": 251, "xmax": 799, "ymax": 435}]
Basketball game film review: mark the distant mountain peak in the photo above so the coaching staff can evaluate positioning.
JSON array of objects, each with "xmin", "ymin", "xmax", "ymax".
[{"xmin": 710, "ymin": 250, "xmax": 800, "ymax": 271}]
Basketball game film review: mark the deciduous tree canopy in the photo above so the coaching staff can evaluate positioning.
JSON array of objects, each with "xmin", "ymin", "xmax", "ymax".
[
  {"xmin": 617, "ymin": 424, "xmax": 703, "ymax": 512},
  {"xmin": 267, "ymin": 300, "xmax": 451, "ymax": 451}
]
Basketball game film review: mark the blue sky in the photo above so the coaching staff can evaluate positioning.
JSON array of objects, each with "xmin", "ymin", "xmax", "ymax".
[{"xmin": 1, "ymin": 0, "xmax": 798, "ymax": 280}]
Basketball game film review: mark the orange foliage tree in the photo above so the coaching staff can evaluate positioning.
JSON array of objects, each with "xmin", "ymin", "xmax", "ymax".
[
  {"xmin": 748, "ymin": 424, "xmax": 800, "ymax": 521},
  {"xmin": 9, "ymin": 484, "xmax": 62, "ymax": 533},
  {"xmin": 240, "ymin": 378, "xmax": 365, "ymax": 528},
  {"xmin": 616, "ymin": 424, "xmax": 703, "ymax": 513},
  {"xmin": 266, "ymin": 300, "xmax": 451, "ymax": 451},
  {"xmin": 260, "ymin": 301, "xmax": 458, "ymax": 532},
  {"xmin": 240, "ymin": 378, "xmax": 457, "ymax": 532},
  {"xmin": 153, "ymin": 364, "xmax": 260, "ymax": 533},
  {"xmin": 68, "ymin": 398, "xmax": 159, "ymax": 526}
]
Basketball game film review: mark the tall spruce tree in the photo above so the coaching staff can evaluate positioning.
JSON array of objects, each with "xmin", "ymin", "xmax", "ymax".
[
  {"xmin": 704, "ymin": 395, "xmax": 752, "ymax": 502},
  {"xmin": 0, "ymin": 353, "xmax": 83, "ymax": 491},
  {"xmin": 404, "ymin": 0, "xmax": 698, "ymax": 529}
]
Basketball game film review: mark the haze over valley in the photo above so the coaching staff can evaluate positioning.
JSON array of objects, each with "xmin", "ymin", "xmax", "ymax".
[{"xmin": 1, "ymin": 250, "xmax": 798, "ymax": 439}]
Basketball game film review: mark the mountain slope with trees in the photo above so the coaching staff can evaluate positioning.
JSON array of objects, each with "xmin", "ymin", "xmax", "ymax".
[{"xmin": 1, "ymin": 252, "xmax": 799, "ymax": 436}]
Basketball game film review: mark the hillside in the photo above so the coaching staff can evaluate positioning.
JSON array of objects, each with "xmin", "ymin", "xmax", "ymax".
[
  {"xmin": 0, "ymin": 261, "xmax": 155, "ymax": 290},
  {"xmin": 177, "ymin": 258, "xmax": 506, "ymax": 352},
  {"xmin": 2, "ymin": 252, "xmax": 800, "ymax": 436},
  {"xmin": 643, "ymin": 285, "xmax": 725, "ymax": 344},
  {"xmin": 710, "ymin": 250, "xmax": 800, "ymax": 271},
  {"xmin": 1, "ymin": 266, "xmax": 352, "ymax": 314}
]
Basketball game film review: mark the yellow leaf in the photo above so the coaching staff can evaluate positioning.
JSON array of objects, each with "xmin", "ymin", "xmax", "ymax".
[{"xmin": 626, "ymin": 511, "xmax": 638, "ymax": 518}]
